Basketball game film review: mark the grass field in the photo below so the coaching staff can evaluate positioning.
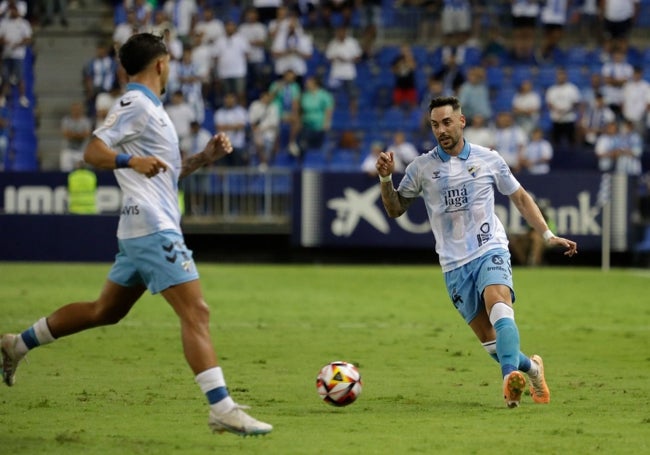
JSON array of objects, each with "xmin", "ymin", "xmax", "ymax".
[{"xmin": 1, "ymin": 263, "xmax": 649, "ymax": 454}]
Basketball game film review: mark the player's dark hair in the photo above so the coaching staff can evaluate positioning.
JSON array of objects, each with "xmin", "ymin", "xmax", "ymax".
[
  {"xmin": 428, "ymin": 96, "xmax": 461, "ymax": 115},
  {"xmin": 118, "ymin": 33, "xmax": 168, "ymax": 76}
]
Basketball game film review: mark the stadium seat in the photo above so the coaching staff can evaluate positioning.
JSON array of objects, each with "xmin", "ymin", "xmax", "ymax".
[
  {"xmin": 329, "ymin": 149, "xmax": 359, "ymax": 172},
  {"xmin": 302, "ymin": 149, "xmax": 328, "ymax": 169}
]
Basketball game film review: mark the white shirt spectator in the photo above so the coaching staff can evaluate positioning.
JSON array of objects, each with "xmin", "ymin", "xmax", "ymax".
[
  {"xmin": 546, "ymin": 80, "xmax": 581, "ymax": 122},
  {"xmin": 622, "ymin": 71, "xmax": 650, "ymax": 124},
  {"xmin": 166, "ymin": 95, "xmax": 196, "ymax": 142},
  {"xmin": 522, "ymin": 138, "xmax": 553, "ymax": 174},
  {"xmin": 214, "ymin": 105, "xmax": 248, "ymax": 149},
  {"xmin": 249, "ymin": 98, "xmax": 280, "ymax": 144},
  {"xmin": 0, "ymin": 12, "xmax": 31, "ymax": 59},
  {"xmin": 541, "ymin": 0, "xmax": 568, "ymax": 25},
  {"xmin": 213, "ymin": 32, "xmax": 250, "ymax": 79},
  {"xmin": 180, "ymin": 125, "xmax": 213, "ymax": 157},
  {"xmin": 601, "ymin": 56, "xmax": 634, "ymax": 109},
  {"xmin": 464, "ymin": 124, "xmax": 496, "ymax": 149},
  {"xmin": 325, "ymin": 31, "xmax": 362, "ymax": 84},
  {"xmin": 387, "ymin": 140, "xmax": 419, "ymax": 173},
  {"xmin": 239, "ymin": 17, "xmax": 268, "ymax": 64},
  {"xmin": 0, "ymin": 0, "xmax": 26, "ymax": 17},
  {"xmin": 194, "ymin": 13, "xmax": 225, "ymax": 45},
  {"xmin": 271, "ymin": 20, "xmax": 313, "ymax": 77},
  {"xmin": 495, "ymin": 124, "xmax": 527, "ymax": 169},
  {"xmin": 602, "ymin": 0, "xmax": 639, "ymax": 22},
  {"xmin": 163, "ymin": 0, "xmax": 197, "ymax": 38}
]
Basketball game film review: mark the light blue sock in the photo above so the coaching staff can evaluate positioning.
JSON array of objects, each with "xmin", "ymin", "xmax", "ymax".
[
  {"xmin": 482, "ymin": 341, "xmax": 531, "ymax": 372},
  {"xmin": 494, "ymin": 318, "xmax": 521, "ymax": 377}
]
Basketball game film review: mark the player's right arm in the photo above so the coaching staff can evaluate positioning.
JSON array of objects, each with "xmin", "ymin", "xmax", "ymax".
[
  {"xmin": 84, "ymin": 136, "xmax": 168, "ymax": 178},
  {"xmin": 376, "ymin": 151, "xmax": 415, "ymax": 218}
]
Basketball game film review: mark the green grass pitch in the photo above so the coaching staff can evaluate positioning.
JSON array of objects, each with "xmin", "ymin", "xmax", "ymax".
[{"xmin": 1, "ymin": 262, "xmax": 649, "ymax": 454}]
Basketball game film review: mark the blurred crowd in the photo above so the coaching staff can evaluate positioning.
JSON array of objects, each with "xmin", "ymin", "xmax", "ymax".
[{"xmin": 1, "ymin": 0, "xmax": 650, "ymax": 177}]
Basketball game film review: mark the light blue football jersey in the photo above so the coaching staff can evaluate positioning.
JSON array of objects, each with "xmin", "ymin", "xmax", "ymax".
[
  {"xmin": 94, "ymin": 83, "xmax": 182, "ymax": 239},
  {"xmin": 398, "ymin": 140, "xmax": 521, "ymax": 272}
]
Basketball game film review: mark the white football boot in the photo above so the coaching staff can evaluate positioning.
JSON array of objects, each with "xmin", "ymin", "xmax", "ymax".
[
  {"xmin": 208, "ymin": 404, "xmax": 272, "ymax": 436},
  {"xmin": 1, "ymin": 334, "xmax": 25, "ymax": 386}
]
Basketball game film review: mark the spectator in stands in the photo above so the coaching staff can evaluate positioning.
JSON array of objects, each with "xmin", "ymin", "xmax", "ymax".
[
  {"xmin": 510, "ymin": 0, "xmax": 540, "ymax": 64},
  {"xmin": 113, "ymin": 8, "xmax": 140, "ymax": 50},
  {"xmin": 161, "ymin": 26, "xmax": 183, "ymax": 61},
  {"xmin": 253, "ymin": 0, "xmax": 281, "ymax": 25},
  {"xmin": 130, "ymin": 0, "xmax": 153, "ymax": 29},
  {"xmin": 193, "ymin": 7, "xmax": 225, "ymax": 46},
  {"xmin": 0, "ymin": 2, "xmax": 32, "ymax": 108},
  {"xmin": 271, "ymin": 13, "xmax": 313, "ymax": 82},
  {"xmin": 457, "ymin": 66, "xmax": 492, "ymax": 125},
  {"xmin": 494, "ymin": 111, "xmax": 527, "ymax": 173},
  {"xmin": 616, "ymin": 118, "xmax": 643, "ymax": 175},
  {"xmin": 520, "ymin": 127, "xmax": 553, "ymax": 175},
  {"xmin": 358, "ymin": 0, "xmax": 382, "ymax": 59},
  {"xmin": 545, "ymin": 68, "xmax": 581, "ymax": 148},
  {"xmin": 440, "ymin": 0, "xmax": 472, "ymax": 46},
  {"xmin": 59, "ymin": 102, "xmax": 93, "ymax": 172},
  {"xmin": 248, "ymin": 90, "xmax": 280, "ymax": 170},
  {"xmin": 94, "ymin": 82, "xmax": 123, "ymax": 128},
  {"xmin": 481, "ymin": 26, "xmax": 509, "ymax": 67},
  {"xmin": 512, "ymin": 79, "xmax": 542, "ymax": 136},
  {"xmin": 186, "ymin": 32, "xmax": 213, "ymax": 106},
  {"xmin": 42, "ymin": 0, "xmax": 69, "ymax": 27},
  {"xmin": 580, "ymin": 72, "xmax": 604, "ymax": 111},
  {"xmin": 601, "ymin": 47, "xmax": 634, "ymax": 119},
  {"xmin": 213, "ymin": 19, "xmax": 250, "ymax": 106},
  {"xmin": 214, "ymin": 92, "xmax": 249, "ymax": 166},
  {"xmin": 575, "ymin": 0, "xmax": 601, "ymax": 45},
  {"xmin": 177, "ymin": 46, "xmax": 205, "ymax": 124},
  {"xmin": 325, "ymin": 25, "xmax": 362, "ymax": 114},
  {"xmin": 622, "ymin": 66, "xmax": 650, "ymax": 136},
  {"xmin": 148, "ymin": 9, "xmax": 175, "ymax": 38},
  {"xmin": 577, "ymin": 91, "xmax": 616, "ymax": 148},
  {"xmin": 166, "ymin": 90, "xmax": 196, "ymax": 144},
  {"xmin": 297, "ymin": 76, "xmax": 334, "ymax": 156},
  {"xmin": 464, "ymin": 114, "xmax": 496, "ymax": 149},
  {"xmin": 360, "ymin": 140, "xmax": 385, "ymax": 177},
  {"xmin": 83, "ymin": 41, "xmax": 117, "ymax": 117},
  {"xmin": 539, "ymin": 0, "xmax": 569, "ymax": 63},
  {"xmin": 162, "ymin": 0, "xmax": 197, "ymax": 43},
  {"xmin": 269, "ymin": 69, "xmax": 301, "ymax": 155},
  {"xmin": 238, "ymin": 7, "xmax": 269, "ymax": 103},
  {"xmin": 433, "ymin": 45, "xmax": 465, "ymax": 95},
  {"xmin": 601, "ymin": 0, "xmax": 640, "ymax": 54},
  {"xmin": 180, "ymin": 120, "xmax": 213, "ymax": 158},
  {"xmin": 595, "ymin": 120, "xmax": 620, "ymax": 172},
  {"xmin": 391, "ymin": 44, "xmax": 418, "ymax": 109},
  {"xmin": 386, "ymin": 131, "xmax": 419, "ymax": 172},
  {"xmin": 267, "ymin": 4, "xmax": 289, "ymax": 43},
  {"xmin": 0, "ymin": 0, "xmax": 27, "ymax": 19}
]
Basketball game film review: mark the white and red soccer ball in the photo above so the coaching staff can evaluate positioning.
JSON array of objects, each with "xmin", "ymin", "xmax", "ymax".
[{"xmin": 316, "ymin": 361, "xmax": 362, "ymax": 407}]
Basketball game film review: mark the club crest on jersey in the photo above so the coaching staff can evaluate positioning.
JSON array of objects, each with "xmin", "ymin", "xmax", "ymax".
[
  {"xmin": 467, "ymin": 165, "xmax": 479, "ymax": 177},
  {"xmin": 431, "ymin": 170, "xmax": 441, "ymax": 179}
]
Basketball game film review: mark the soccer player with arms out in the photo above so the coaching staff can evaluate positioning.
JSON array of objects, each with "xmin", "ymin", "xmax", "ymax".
[
  {"xmin": 1, "ymin": 33, "xmax": 272, "ymax": 436},
  {"xmin": 375, "ymin": 96, "xmax": 578, "ymax": 408}
]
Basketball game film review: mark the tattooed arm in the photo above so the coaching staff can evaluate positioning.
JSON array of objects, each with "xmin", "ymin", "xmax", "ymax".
[
  {"xmin": 375, "ymin": 150, "xmax": 415, "ymax": 218},
  {"xmin": 179, "ymin": 132, "xmax": 233, "ymax": 180}
]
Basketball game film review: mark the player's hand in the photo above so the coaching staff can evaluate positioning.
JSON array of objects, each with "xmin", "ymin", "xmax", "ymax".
[
  {"xmin": 129, "ymin": 156, "xmax": 168, "ymax": 178},
  {"xmin": 203, "ymin": 132, "xmax": 234, "ymax": 162},
  {"xmin": 376, "ymin": 151, "xmax": 395, "ymax": 177},
  {"xmin": 548, "ymin": 236, "xmax": 578, "ymax": 257}
]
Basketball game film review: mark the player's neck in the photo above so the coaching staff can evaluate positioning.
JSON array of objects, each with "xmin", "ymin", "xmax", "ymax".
[{"xmin": 128, "ymin": 74, "xmax": 163, "ymax": 99}]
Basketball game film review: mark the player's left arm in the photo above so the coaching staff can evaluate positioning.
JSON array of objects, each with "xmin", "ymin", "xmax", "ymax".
[
  {"xmin": 179, "ymin": 132, "xmax": 233, "ymax": 179},
  {"xmin": 509, "ymin": 186, "xmax": 578, "ymax": 257}
]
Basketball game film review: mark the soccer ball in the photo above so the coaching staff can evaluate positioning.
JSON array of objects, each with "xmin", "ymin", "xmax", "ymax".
[{"xmin": 316, "ymin": 361, "xmax": 362, "ymax": 407}]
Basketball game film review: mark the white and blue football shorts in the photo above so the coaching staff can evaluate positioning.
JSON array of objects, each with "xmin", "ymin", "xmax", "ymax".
[
  {"xmin": 443, "ymin": 248, "xmax": 516, "ymax": 324},
  {"xmin": 108, "ymin": 229, "xmax": 199, "ymax": 294}
]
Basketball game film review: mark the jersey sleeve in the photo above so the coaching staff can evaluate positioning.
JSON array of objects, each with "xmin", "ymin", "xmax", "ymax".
[
  {"xmin": 493, "ymin": 154, "xmax": 521, "ymax": 196},
  {"xmin": 93, "ymin": 93, "xmax": 147, "ymax": 148},
  {"xmin": 397, "ymin": 160, "xmax": 422, "ymax": 198}
]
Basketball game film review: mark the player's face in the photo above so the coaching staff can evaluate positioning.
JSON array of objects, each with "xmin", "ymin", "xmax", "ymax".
[{"xmin": 430, "ymin": 105, "xmax": 465, "ymax": 154}]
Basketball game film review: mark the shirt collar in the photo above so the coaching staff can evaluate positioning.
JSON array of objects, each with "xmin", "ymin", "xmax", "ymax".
[
  {"xmin": 126, "ymin": 82, "xmax": 162, "ymax": 106},
  {"xmin": 437, "ymin": 139, "xmax": 470, "ymax": 162}
]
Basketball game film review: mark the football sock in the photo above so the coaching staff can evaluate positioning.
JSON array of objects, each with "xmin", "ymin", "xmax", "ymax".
[
  {"xmin": 196, "ymin": 366, "xmax": 236, "ymax": 414},
  {"xmin": 489, "ymin": 302, "xmax": 520, "ymax": 378},
  {"xmin": 481, "ymin": 341, "xmax": 532, "ymax": 373},
  {"xmin": 15, "ymin": 317, "xmax": 56, "ymax": 357}
]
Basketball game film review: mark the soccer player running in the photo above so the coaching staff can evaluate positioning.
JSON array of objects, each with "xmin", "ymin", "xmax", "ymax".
[
  {"xmin": 1, "ymin": 33, "xmax": 272, "ymax": 435},
  {"xmin": 375, "ymin": 96, "xmax": 578, "ymax": 408}
]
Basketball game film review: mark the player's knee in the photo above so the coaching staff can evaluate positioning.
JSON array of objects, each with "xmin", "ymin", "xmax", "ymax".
[{"xmin": 184, "ymin": 299, "xmax": 211, "ymax": 326}]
